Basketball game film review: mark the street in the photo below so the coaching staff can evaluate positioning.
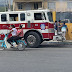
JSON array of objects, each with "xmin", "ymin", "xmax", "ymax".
[{"xmin": 0, "ymin": 42, "xmax": 72, "ymax": 72}]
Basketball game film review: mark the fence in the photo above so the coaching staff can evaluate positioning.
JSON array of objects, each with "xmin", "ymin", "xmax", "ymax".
[{"xmin": 56, "ymin": 12, "xmax": 72, "ymax": 23}]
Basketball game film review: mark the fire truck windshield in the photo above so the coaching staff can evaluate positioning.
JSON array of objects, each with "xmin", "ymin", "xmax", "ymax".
[{"xmin": 47, "ymin": 12, "xmax": 53, "ymax": 22}]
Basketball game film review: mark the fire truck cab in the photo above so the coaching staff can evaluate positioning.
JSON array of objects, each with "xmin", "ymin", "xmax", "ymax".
[{"xmin": 0, "ymin": 9, "xmax": 54, "ymax": 48}]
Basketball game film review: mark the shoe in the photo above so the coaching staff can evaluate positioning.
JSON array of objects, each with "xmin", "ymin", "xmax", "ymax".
[
  {"xmin": 15, "ymin": 45, "xmax": 18, "ymax": 48},
  {"xmin": 11, "ymin": 46, "xmax": 14, "ymax": 48}
]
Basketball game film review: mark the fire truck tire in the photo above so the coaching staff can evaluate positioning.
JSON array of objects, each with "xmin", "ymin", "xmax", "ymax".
[
  {"xmin": 41, "ymin": 39, "xmax": 43, "ymax": 44},
  {"xmin": 25, "ymin": 32, "xmax": 41, "ymax": 48}
]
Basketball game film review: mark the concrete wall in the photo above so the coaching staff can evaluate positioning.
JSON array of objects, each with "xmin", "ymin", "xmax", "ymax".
[
  {"xmin": 56, "ymin": 2, "xmax": 67, "ymax": 12},
  {"xmin": 13, "ymin": 2, "xmax": 42, "ymax": 11},
  {"xmin": 13, "ymin": 0, "xmax": 42, "ymax": 11},
  {"xmin": 13, "ymin": 0, "xmax": 43, "ymax": 2},
  {"xmin": 13, "ymin": 0, "xmax": 72, "ymax": 12},
  {"xmin": 47, "ymin": 1, "xmax": 72, "ymax": 12}
]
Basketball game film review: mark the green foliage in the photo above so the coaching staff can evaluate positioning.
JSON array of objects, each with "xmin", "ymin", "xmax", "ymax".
[
  {"xmin": 0, "ymin": 5, "xmax": 13, "ymax": 12},
  {"xmin": 0, "ymin": 7, "xmax": 5, "ymax": 12},
  {"xmin": 11, "ymin": 5, "xmax": 13, "ymax": 11}
]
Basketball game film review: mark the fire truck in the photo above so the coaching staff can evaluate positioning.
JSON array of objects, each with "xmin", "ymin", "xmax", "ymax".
[{"xmin": 0, "ymin": 9, "xmax": 55, "ymax": 48}]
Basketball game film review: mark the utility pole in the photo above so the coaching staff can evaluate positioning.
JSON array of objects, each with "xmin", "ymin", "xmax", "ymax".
[
  {"xmin": 8, "ymin": 0, "xmax": 11, "ymax": 11},
  {"xmin": 6, "ymin": 0, "xmax": 9, "ymax": 11},
  {"xmin": 42, "ymin": 0, "xmax": 44, "ymax": 9},
  {"xmin": 4, "ymin": 0, "xmax": 6, "ymax": 12}
]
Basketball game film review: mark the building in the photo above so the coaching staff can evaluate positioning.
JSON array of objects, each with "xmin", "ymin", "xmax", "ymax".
[
  {"xmin": 13, "ymin": 0, "xmax": 72, "ymax": 12},
  {"xmin": 13, "ymin": 0, "xmax": 43, "ymax": 11},
  {"xmin": 46, "ymin": 0, "xmax": 72, "ymax": 12}
]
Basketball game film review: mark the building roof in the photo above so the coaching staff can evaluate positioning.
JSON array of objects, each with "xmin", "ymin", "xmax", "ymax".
[
  {"xmin": 13, "ymin": 0, "xmax": 72, "ymax": 2},
  {"xmin": 13, "ymin": 0, "xmax": 43, "ymax": 2},
  {"xmin": 0, "ymin": 9, "xmax": 50, "ymax": 13},
  {"xmin": 46, "ymin": 0, "xmax": 72, "ymax": 1}
]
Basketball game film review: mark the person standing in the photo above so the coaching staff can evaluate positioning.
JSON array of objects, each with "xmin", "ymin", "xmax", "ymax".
[
  {"xmin": 61, "ymin": 22, "xmax": 68, "ymax": 40},
  {"xmin": 54, "ymin": 21, "xmax": 58, "ymax": 35},
  {"xmin": 58, "ymin": 20, "xmax": 61, "ymax": 32}
]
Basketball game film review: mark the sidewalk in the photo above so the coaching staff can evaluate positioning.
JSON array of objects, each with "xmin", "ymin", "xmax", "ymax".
[{"xmin": 45, "ymin": 40, "xmax": 72, "ymax": 45}]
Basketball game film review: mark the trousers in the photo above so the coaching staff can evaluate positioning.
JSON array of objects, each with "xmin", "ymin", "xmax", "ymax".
[
  {"xmin": 7, "ymin": 36, "xmax": 16, "ymax": 45},
  {"xmin": 62, "ymin": 31, "xmax": 66, "ymax": 40}
]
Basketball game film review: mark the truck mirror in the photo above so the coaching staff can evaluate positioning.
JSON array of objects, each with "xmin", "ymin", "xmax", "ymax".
[
  {"xmin": 42, "ymin": 16, "xmax": 44, "ymax": 20},
  {"xmin": 42, "ymin": 12, "xmax": 45, "ymax": 20}
]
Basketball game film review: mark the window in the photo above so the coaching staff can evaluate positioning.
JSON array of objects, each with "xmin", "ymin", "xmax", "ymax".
[
  {"xmin": 9, "ymin": 14, "xmax": 18, "ymax": 21},
  {"xmin": 47, "ymin": 12, "xmax": 53, "ymax": 22},
  {"xmin": 18, "ymin": 3, "xmax": 22, "ymax": 9},
  {"xmin": 20, "ymin": 13, "xmax": 25, "ymax": 21},
  {"xmin": 34, "ymin": 13, "xmax": 42, "ymax": 20},
  {"xmin": 34, "ymin": 3, "xmax": 38, "ymax": 9},
  {"xmin": 48, "ymin": 2, "xmax": 55, "ymax": 10},
  {"xmin": 67, "ymin": 2, "xmax": 72, "ymax": 9},
  {"xmin": 1, "ymin": 14, "xmax": 7, "ymax": 22}
]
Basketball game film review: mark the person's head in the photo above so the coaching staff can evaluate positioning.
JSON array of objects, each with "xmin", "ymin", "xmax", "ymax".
[
  {"xmin": 59, "ymin": 20, "xmax": 61, "ymax": 23},
  {"xmin": 11, "ymin": 25, "xmax": 15, "ymax": 28},
  {"xmin": 55, "ymin": 21, "xmax": 57, "ymax": 23},
  {"xmin": 63, "ymin": 21, "xmax": 65, "ymax": 25},
  {"xmin": 19, "ymin": 25, "xmax": 22, "ymax": 29}
]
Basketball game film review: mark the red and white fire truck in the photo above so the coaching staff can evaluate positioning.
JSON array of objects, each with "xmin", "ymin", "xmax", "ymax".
[{"xmin": 0, "ymin": 9, "xmax": 54, "ymax": 47}]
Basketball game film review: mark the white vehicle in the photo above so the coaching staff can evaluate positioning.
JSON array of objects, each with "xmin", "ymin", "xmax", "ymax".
[
  {"xmin": 0, "ymin": 9, "xmax": 54, "ymax": 47},
  {"xmin": 61, "ymin": 19, "xmax": 70, "ymax": 23}
]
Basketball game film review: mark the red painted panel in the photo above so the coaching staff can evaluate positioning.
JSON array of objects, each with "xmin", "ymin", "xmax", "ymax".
[
  {"xmin": 0, "ymin": 34, "xmax": 5, "ymax": 40},
  {"xmin": 0, "ymin": 22, "xmax": 54, "ymax": 40},
  {"xmin": 0, "ymin": 22, "xmax": 54, "ymax": 29},
  {"xmin": 42, "ymin": 33, "xmax": 48, "ymax": 38},
  {"xmin": 48, "ymin": 23, "xmax": 54, "ymax": 28},
  {"xmin": 42, "ymin": 33, "xmax": 55, "ymax": 39},
  {"xmin": 48, "ymin": 33, "xmax": 55, "ymax": 39}
]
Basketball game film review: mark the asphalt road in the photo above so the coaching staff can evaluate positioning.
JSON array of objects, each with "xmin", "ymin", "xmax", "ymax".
[{"xmin": 0, "ymin": 42, "xmax": 72, "ymax": 72}]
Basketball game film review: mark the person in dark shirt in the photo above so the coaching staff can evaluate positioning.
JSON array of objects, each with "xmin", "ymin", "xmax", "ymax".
[
  {"xmin": 58, "ymin": 20, "xmax": 61, "ymax": 32},
  {"xmin": 54, "ymin": 21, "xmax": 58, "ymax": 35}
]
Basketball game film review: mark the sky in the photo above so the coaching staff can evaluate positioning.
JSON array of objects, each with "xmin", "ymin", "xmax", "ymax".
[
  {"xmin": 0, "ymin": 0, "xmax": 13, "ymax": 5},
  {"xmin": 10, "ymin": 0, "xmax": 13, "ymax": 4}
]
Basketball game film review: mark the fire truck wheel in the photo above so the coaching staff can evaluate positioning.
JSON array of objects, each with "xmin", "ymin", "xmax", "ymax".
[
  {"xmin": 25, "ymin": 32, "xmax": 41, "ymax": 48},
  {"xmin": 40, "ymin": 39, "xmax": 43, "ymax": 44}
]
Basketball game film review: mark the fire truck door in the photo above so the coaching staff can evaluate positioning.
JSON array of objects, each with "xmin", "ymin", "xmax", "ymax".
[{"xmin": 26, "ymin": 12, "xmax": 34, "ymax": 28}]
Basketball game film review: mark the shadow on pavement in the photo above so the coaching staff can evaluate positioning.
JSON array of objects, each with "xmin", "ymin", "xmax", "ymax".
[
  {"xmin": 0, "ymin": 42, "xmax": 72, "ymax": 51},
  {"xmin": 39, "ymin": 43, "xmax": 71, "ymax": 48}
]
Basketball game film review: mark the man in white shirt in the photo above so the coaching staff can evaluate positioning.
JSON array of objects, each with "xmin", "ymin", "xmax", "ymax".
[
  {"xmin": 11, "ymin": 28, "xmax": 17, "ymax": 36},
  {"xmin": 7, "ymin": 25, "xmax": 17, "ymax": 47}
]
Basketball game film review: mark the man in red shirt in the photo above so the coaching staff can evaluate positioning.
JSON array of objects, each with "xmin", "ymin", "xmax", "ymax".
[
  {"xmin": 17, "ymin": 25, "xmax": 23, "ymax": 37},
  {"xmin": 14, "ymin": 25, "xmax": 24, "ymax": 46}
]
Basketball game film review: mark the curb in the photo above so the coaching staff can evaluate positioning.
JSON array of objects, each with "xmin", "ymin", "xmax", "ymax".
[{"xmin": 44, "ymin": 41, "xmax": 72, "ymax": 45}]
